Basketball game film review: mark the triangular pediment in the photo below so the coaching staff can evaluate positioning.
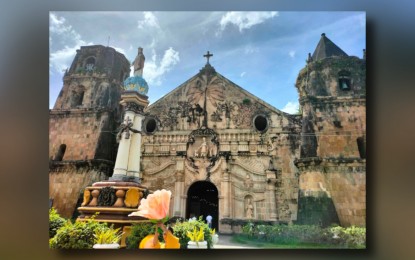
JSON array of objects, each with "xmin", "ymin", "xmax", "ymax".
[{"xmin": 145, "ymin": 65, "xmax": 288, "ymax": 131}]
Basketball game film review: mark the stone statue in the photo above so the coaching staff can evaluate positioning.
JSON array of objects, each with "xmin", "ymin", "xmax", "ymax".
[
  {"xmin": 133, "ymin": 47, "xmax": 145, "ymax": 77},
  {"xmin": 195, "ymin": 137, "xmax": 209, "ymax": 158},
  {"xmin": 246, "ymin": 198, "xmax": 254, "ymax": 219}
]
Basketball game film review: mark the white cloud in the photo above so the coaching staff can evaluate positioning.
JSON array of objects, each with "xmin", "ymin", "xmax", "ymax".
[
  {"xmin": 137, "ymin": 12, "xmax": 160, "ymax": 29},
  {"xmin": 289, "ymin": 50, "xmax": 296, "ymax": 58},
  {"xmin": 240, "ymin": 72, "xmax": 246, "ymax": 77},
  {"xmin": 143, "ymin": 47, "xmax": 180, "ymax": 86},
  {"xmin": 281, "ymin": 101, "xmax": 299, "ymax": 114},
  {"xmin": 50, "ymin": 44, "xmax": 85, "ymax": 73},
  {"xmin": 219, "ymin": 12, "xmax": 278, "ymax": 32},
  {"xmin": 244, "ymin": 45, "xmax": 259, "ymax": 54},
  {"xmin": 50, "ymin": 13, "xmax": 82, "ymax": 43},
  {"xmin": 111, "ymin": 46, "xmax": 126, "ymax": 55},
  {"xmin": 49, "ymin": 13, "xmax": 92, "ymax": 75}
]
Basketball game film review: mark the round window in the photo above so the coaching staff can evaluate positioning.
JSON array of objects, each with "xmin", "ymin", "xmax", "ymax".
[
  {"xmin": 253, "ymin": 114, "xmax": 269, "ymax": 133},
  {"xmin": 144, "ymin": 117, "xmax": 157, "ymax": 134}
]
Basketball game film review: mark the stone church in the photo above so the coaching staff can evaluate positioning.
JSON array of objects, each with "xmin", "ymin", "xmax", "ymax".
[{"xmin": 49, "ymin": 33, "xmax": 366, "ymax": 232}]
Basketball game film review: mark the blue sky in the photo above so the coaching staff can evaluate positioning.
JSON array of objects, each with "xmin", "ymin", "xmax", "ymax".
[{"xmin": 49, "ymin": 12, "xmax": 366, "ymax": 113}]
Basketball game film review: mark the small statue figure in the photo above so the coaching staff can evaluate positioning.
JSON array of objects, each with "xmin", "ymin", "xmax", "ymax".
[
  {"xmin": 133, "ymin": 47, "xmax": 145, "ymax": 77},
  {"xmin": 246, "ymin": 198, "xmax": 254, "ymax": 219},
  {"xmin": 196, "ymin": 137, "xmax": 209, "ymax": 158}
]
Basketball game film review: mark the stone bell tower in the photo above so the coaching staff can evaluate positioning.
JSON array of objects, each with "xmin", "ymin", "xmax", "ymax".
[
  {"xmin": 49, "ymin": 45, "xmax": 130, "ymax": 218},
  {"xmin": 294, "ymin": 33, "xmax": 366, "ymax": 227}
]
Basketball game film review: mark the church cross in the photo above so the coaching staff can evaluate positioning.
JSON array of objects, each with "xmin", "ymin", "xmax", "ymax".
[{"xmin": 203, "ymin": 51, "xmax": 213, "ymax": 64}]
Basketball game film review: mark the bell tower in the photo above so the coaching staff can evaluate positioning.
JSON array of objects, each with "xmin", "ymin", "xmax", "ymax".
[
  {"xmin": 49, "ymin": 45, "xmax": 131, "ymax": 218},
  {"xmin": 294, "ymin": 33, "xmax": 366, "ymax": 227}
]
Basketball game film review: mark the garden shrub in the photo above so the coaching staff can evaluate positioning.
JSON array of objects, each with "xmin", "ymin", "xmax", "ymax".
[
  {"xmin": 49, "ymin": 207, "xmax": 66, "ymax": 238},
  {"xmin": 241, "ymin": 223, "xmax": 365, "ymax": 248},
  {"xmin": 329, "ymin": 225, "xmax": 366, "ymax": 248},
  {"xmin": 125, "ymin": 222, "xmax": 156, "ymax": 249},
  {"xmin": 172, "ymin": 217, "xmax": 212, "ymax": 249},
  {"xmin": 49, "ymin": 216, "xmax": 109, "ymax": 249}
]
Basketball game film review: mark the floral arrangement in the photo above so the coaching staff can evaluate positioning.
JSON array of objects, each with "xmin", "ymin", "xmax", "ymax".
[{"xmin": 128, "ymin": 189, "xmax": 180, "ymax": 249}]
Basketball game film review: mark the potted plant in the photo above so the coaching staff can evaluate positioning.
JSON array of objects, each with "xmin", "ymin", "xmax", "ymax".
[
  {"xmin": 210, "ymin": 228, "xmax": 219, "ymax": 246},
  {"xmin": 187, "ymin": 227, "xmax": 207, "ymax": 249},
  {"xmin": 93, "ymin": 226, "xmax": 123, "ymax": 249}
]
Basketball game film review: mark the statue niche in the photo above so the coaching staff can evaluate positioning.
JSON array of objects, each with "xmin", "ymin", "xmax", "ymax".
[{"xmin": 185, "ymin": 128, "xmax": 220, "ymax": 180}]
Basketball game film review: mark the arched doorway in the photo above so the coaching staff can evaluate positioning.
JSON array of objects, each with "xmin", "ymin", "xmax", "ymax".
[{"xmin": 186, "ymin": 181, "xmax": 218, "ymax": 231}]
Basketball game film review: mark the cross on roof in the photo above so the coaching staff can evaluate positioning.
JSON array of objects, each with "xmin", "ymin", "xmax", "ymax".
[{"xmin": 203, "ymin": 51, "xmax": 213, "ymax": 64}]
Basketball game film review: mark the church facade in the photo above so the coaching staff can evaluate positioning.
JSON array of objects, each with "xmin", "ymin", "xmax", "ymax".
[{"xmin": 49, "ymin": 33, "xmax": 366, "ymax": 232}]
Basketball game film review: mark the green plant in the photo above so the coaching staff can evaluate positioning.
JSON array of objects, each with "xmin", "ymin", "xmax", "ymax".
[
  {"xmin": 241, "ymin": 223, "xmax": 365, "ymax": 248},
  {"xmin": 172, "ymin": 217, "xmax": 212, "ymax": 249},
  {"xmin": 49, "ymin": 207, "xmax": 66, "ymax": 238},
  {"xmin": 94, "ymin": 226, "xmax": 123, "ymax": 244},
  {"xmin": 242, "ymin": 98, "xmax": 251, "ymax": 105},
  {"xmin": 125, "ymin": 222, "xmax": 155, "ymax": 249},
  {"xmin": 49, "ymin": 215, "xmax": 109, "ymax": 249},
  {"xmin": 341, "ymin": 226, "xmax": 366, "ymax": 248}
]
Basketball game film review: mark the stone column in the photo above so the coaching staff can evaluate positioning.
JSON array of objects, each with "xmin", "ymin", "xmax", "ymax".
[
  {"xmin": 112, "ymin": 111, "xmax": 134, "ymax": 177},
  {"xmin": 110, "ymin": 92, "xmax": 149, "ymax": 183},
  {"xmin": 126, "ymin": 113, "xmax": 145, "ymax": 179},
  {"xmin": 266, "ymin": 170, "xmax": 278, "ymax": 221}
]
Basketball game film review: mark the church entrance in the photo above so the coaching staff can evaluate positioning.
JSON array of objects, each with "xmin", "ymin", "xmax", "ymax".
[{"xmin": 186, "ymin": 181, "xmax": 218, "ymax": 231}]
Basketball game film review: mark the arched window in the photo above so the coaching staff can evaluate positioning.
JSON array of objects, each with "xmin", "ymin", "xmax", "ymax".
[
  {"xmin": 85, "ymin": 57, "xmax": 95, "ymax": 71},
  {"xmin": 54, "ymin": 144, "xmax": 66, "ymax": 161},
  {"xmin": 70, "ymin": 85, "xmax": 85, "ymax": 108},
  {"xmin": 338, "ymin": 70, "xmax": 351, "ymax": 91}
]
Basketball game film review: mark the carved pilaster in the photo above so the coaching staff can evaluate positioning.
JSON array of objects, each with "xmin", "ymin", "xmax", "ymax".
[
  {"xmin": 266, "ymin": 170, "xmax": 278, "ymax": 221},
  {"xmin": 173, "ymin": 170, "xmax": 185, "ymax": 217},
  {"xmin": 221, "ymin": 169, "xmax": 231, "ymax": 218}
]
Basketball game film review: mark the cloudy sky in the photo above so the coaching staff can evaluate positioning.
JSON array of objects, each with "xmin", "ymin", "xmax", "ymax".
[{"xmin": 49, "ymin": 11, "xmax": 365, "ymax": 113}]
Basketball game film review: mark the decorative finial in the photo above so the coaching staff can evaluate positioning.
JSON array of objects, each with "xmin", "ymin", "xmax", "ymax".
[
  {"xmin": 321, "ymin": 33, "xmax": 326, "ymax": 37},
  {"xmin": 203, "ymin": 51, "xmax": 213, "ymax": 64},
  {"xmin": 307, "ymin": 53, "xmax": 313, "ymax": 63}
]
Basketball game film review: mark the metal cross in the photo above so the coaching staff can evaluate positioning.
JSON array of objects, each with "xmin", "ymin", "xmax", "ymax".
[{"xmin": 203, "ymin": 51, "xmax": 213, "ymax": 64}]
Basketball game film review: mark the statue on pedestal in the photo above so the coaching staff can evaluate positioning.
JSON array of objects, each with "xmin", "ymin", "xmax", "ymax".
[{"xmin": 133, "ymin": 47, "xmax": 145, "ymax": 77}]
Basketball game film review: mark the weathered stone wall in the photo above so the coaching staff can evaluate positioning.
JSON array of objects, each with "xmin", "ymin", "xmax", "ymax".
[
  {"xmin": 49, "ymin": 110, "xmax": 117, "ymax": 161},
  {"xmin": 296, "ymin": 159, "xmax": 366, "ymax": 227},
  {"xmin": 314, "ymin": 100, "xmax": 366, "ymax": 158},
  {"xmin": 49, "ymin": 164, "xmax": 111, "ymax": 218}
]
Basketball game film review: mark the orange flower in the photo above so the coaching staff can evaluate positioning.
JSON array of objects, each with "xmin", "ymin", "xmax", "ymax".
[
  {"xmin": 163, "ymin": 230, "xmax": 181, "ymax": 249},
  {"xmin": 129, "ymin": 189, "xmax": 171, "ymax": 221},
  {"xmin": 139, "ymin": 234, "xmax": 161, "ymax": 249}
]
